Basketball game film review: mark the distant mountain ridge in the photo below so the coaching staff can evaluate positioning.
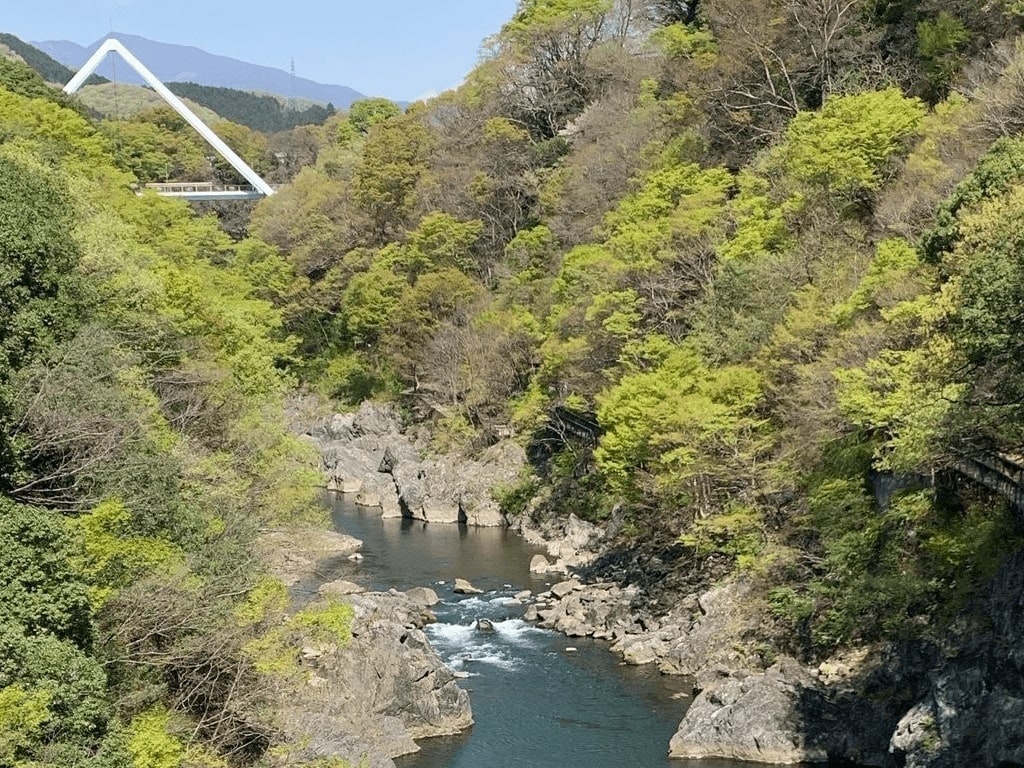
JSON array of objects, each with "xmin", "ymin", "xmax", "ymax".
[
  {"xmin": 35, "ymin": 32, "xmax": 366, "ymax": 108},
  {"xmin": 0, "ymin": 32, "xmax": 106, "ymax": 87}
]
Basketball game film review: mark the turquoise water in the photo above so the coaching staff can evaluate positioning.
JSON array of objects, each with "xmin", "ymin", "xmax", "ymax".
[{"xmin": 326, "ymin": 493, "xmax": 791, "ymax": 768}]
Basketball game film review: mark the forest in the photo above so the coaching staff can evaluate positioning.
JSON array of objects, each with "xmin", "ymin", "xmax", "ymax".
[{"xmin": 3, "ymin": 0, "xmax": 1024, "ymax": 764}]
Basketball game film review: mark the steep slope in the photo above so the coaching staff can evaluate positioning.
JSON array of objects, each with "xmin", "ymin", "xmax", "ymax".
[{"xmin": 245, "ymin": 2, "xmax": 1024, "ymax": 764}]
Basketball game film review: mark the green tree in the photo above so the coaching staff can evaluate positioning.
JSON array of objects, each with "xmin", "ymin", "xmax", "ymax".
[
  {"xmin": 773, "ymin": 88, "xmax": 925, "ymax": 200},
  {"xmin": 347, "ymin": 97, "xmax": 401, "ymax": 132},
  {"xmin": 0, "ymin": 499, "xmax": 92, "ymax": 646},
  {"xmin": 352, "ymin": 113, "xmax": 432, "ymax": 241},
  {"xmin": 916, "ymin": 11, "xmax": 970, "ymax": 102},
  {"xmin": 0, "ymin": 151, "xmax": 84, "ymax": 382},
  {"xmin": 101, "ymin": 118, "xmax": 208, "ymax": 183},
  {"xmin": 595, "ymin": 343, "xmax": 763, "ymax": 506}
]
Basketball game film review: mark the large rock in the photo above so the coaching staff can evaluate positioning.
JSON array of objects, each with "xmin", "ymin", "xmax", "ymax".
[
  {"xmin": 453, "ymin": 578, "xmax": 483, "ymax": 595},
  {"xmin": 275, "ymin": 591, "xmax": 472, "ymax": 765},
  {"xmin": 550, "ymin": 579, "xmax": 582, "ymax": 598},
  {"xmin": 311, "ymin": 403, "xmax": 527, "ymax": 527},
  {"xmin": 670, "ymin": 660, "xmax": 828, "ymax": 764},
  {"xmin": 387, "ymin": 441, "xmax": 527, "ymax": 526},
  {"xmin": 670, "ymin": 658, "xmax": 893, "ymax": 766},
  {"xmin": 530, "ymin": 554, "xmax": 552, "ymax": 573},
  {"xmin": 405, "ymin": 587, "xmax": 441, "ymax": 606},
  {"xmin": 512, "ymin": 512, "xmax": 604, "ymax": 568},
  {"xmin": 315, "ymin": 403, "xmax": 404, "ymax": 518},
  {"xmin": 656, "ymin": 580, "xmax": 764, "ymax": 676}
]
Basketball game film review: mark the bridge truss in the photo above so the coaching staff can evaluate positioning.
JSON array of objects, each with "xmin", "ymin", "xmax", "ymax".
[{"xmin": 63, "ymin": 38, "xmax": 275, "ymax": 201}]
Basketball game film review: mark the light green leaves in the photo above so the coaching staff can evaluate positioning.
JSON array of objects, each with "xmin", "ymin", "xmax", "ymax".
[{"xmin": 774, "ymin": 88, "xmax": 925, "ymax": 197}]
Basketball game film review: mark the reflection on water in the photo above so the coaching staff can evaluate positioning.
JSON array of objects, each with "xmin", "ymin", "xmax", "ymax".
[
  {"xmin": 326, "ymin": 493, "xmax": 811, "ymax": 768},
  {"xmin": 328, "ymin": 498, "xmax": 548, "ymax": 592}
]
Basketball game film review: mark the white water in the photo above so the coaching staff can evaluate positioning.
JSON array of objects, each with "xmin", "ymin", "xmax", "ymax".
[{"xmin": 325, "ymin": 494, "xmax": 788, "ymax": 768}]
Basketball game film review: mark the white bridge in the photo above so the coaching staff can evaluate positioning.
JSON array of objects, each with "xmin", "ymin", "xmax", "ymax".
[{"xmin": 63, "ymin": 38, "xmax": 275, "ymax": 201}]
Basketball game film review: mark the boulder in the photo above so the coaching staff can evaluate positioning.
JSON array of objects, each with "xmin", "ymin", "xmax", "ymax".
[
  {"xmin": 530, "ymin": 554, "xmax": 552, "ymax": 573},
  {"xmin": 670, "ymin": 657, "xmax": 895, "ymax": 767},
  {"xmin": 656, "ymin": 580, "xmax": 763, "ymax": 677},
  {"xmin": 453, "ymin": 578, "xmax": 483, "ymax": 595},
  {"xmin": 622, "ymin": 639, "xmax": 664, "ymax": 666},
  {"xmin": 313, "ymin": 403, "xmax": 526, "ymax": 528},
  {"xmin": 551, "ymin": 579, "xmax": 582, "ymax": 598},
  {"xmin": 404, "ymin": 586, "xmax": 441, "ymax": 607},
  {"xmin": 669, "ymin": 659, "xmax": 830, "ymax": 764}
]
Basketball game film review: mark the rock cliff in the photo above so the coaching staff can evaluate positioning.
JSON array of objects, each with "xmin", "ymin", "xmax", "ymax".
[
  {"xmin": 274, "ymin": 590, "xmax": 473, "ymax": 767},
  {"xmin": 890, "ymin": 549, "xmax": 1024, "ymax": 768},
  {"xmin": 309, "ymin": 402, "xmax": 525, "ymax": 526},
  {"xmin": 258, "ymin": 523, "xmax": 472, "ymax": 767}
]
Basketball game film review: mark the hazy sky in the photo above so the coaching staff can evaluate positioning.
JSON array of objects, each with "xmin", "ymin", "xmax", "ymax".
[{"xmin": 3, "ymin": 1, "xmax": 521, "ymax": 101}]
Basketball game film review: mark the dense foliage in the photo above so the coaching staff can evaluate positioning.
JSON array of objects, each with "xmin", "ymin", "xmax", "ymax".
[
  {"xmin": 166, "ymin": 82, "xmax": 337, "ymax": 133},
  {"xmin": 6, "ymin": 0, "xmax": 1024, "ymax": 761},
  {"xmin": 244, "ymin": 0, "xmax": 1024, "ymax": 658},
  {"xmin": 0, "ymin": 54, "xmax": 338, "ymax": 768}
]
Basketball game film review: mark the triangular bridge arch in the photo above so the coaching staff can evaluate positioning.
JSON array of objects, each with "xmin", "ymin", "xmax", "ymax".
[{"xmin": 64, "ymin": 38, "xmax": 275, "ymax": 201}]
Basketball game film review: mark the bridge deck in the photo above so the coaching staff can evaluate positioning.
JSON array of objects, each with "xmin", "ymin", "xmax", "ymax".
[{"xmin": 139, "ymin": 183, "xmax": 268, "ymax": 201}]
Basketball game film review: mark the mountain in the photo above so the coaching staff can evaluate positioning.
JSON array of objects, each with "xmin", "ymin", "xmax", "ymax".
[
  {"xmin": 35, "ymin": 32, "xmax": 366, "ymax": 108},
  {"xmin": 0, "ymin": 32, "xmax": 105, "ymax": 86}
]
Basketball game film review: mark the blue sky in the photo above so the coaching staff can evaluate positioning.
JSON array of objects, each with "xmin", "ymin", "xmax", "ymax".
[{"xmin": 3, "ymin": 1, "xmax": 520, "ymax": 101}]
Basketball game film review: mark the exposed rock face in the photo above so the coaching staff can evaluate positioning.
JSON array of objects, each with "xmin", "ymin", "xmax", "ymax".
[
  {"xmin": 670, "ymin": 660, "xmax": 829, "ymax": 764},
  {"xmin": 310, "ymin": 402, "xmax": 526, "ymax": 527},
  {"xmin": 669, "ymin": 658, "xmax": 894, "ymax": 766},
  {"xmin": 653, "ymin": 581, "xmax": 764, "ymax": 678},
  {"xmin": 276, "ymin": 591, "xmax": 472, "ymax": 766},
  {"xmin": 511, "ymin": 512, "xmax": 604, "ymax": 571},
  {"xmin": 313, "ymin": 403, "xmax": 405, "ymax": 518},
  {"xmin": 890, "ymin": 549, "xmax": 1024, "ymax": 768}
]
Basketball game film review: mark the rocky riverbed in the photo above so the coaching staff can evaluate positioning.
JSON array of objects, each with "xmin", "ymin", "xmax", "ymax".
[
  {"xmin": 510, "ymin": 513, "xmax": 1024, "ymax": 767},
  {"xmin": 300, "ymin": 402, "xmax": 1024, "ymax": 768}
]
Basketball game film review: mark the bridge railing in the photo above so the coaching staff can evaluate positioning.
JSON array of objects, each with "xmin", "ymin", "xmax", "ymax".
[{"xmin": 142, "ymin": 182, "xmax": 255, "ymax": 194}]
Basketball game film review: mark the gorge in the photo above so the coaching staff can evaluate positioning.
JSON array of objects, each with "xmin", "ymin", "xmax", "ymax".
[{"xmin": 4, "ymin": 1, "xmax": 1024, "ymax": 766}]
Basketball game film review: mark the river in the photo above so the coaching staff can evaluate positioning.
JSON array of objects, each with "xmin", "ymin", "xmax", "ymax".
[{"xmin": 325, "ymin": 492, "xmax": 793, "ymax": 768}]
